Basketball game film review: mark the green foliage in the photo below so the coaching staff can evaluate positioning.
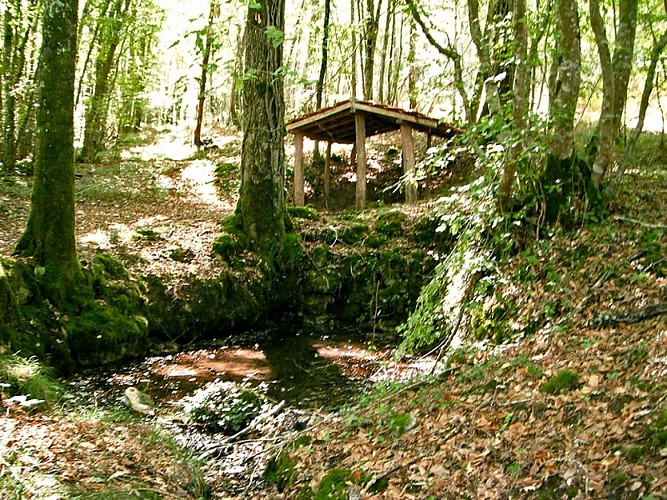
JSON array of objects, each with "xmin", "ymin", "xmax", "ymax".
[
  {"xmin": 540, "ymin": 370, "xmax": 580, "ymax": 395},
  {"xmin": 186, "ymin": 381, "xmax": 264, "ymax": 434},
  {"xmin": 264, "ymin": 435, "xmax": 312, "ymax": 492},
  {"xmin": 0, "ymin": 354, "xmax": 63, "ymax": 409}
]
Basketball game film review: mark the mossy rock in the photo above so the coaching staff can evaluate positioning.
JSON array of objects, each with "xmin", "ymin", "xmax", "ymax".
[
  {"xmin": 66, "ymin": 300, "xmax": 149, "ymax": 366},
  {"xmin": 375, "ymin": 211, "xmax": 407, "ymax": 237},
  {"xmin": 189, "ymin": 384, "xmax": 264, "ymax": 434},
  {"xmin": 340, "ymin": 224, "xmax": 369, "ymax": 245},
  {"xmin": 288, "ymin": 205, "xmax": 320, "ymax": 221},
  {"xmin": 541, "ymin": 370, "xmax": 580, "ymax": 395},
  {"xmin": 315, "ymin": 469, "xmax": 376, "ymax": 499}
]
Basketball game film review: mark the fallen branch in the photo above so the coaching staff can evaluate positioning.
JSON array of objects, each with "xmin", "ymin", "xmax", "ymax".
[
  {"xmin": 589, "ymin": 302, "xmax": 667, "ymax": 328},
  {"xmin": 613, "ymin": 215, "xmax": 667, "ymax": 229}
]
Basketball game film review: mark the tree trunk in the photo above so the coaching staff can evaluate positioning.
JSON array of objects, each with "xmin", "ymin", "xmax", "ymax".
[
  {"xmin": 3, "ymin": 3, "xmax": 16, "ymax": 173},
  {"xmin": 377, "ymin": 0, "xmax": 393, "ymax": 103},
  {"xmin": 235, "ymin": 0, "xmax": 288, "ymax": 255},
  {"xmin": 228, "ymin": 23, "xmax": 245, "ymax": 128},
  {"xmin": 80, "ymin": 0, "xmax": 131, "ymax": 163},
  {"xmin": 408, "ymin": 16, "xmax": 417, "ymax": 109},
  {"xmin": 350, "ymin": 0, "xmax": 358, "ymax": 98},
  {"xmin": 406, "ymin": 0, "xmax": 471, "ymax": 123},
  {"xmin": 194, "ymin": 0, "xmax": 219, "ymax": 148},
  {"xmin": 498, "ymin": 0, "xmax": 529, "ymax": 209},
  {"xmin": 15, "ymin": 0, "xmax": 81, "ymax": 304},
  {"xmin": 542, "ymin": 0, "xmax": 583, "ymax": 223},
  {"xmin": 619, "ymin": 28, "xmax": 667, "ymax": 179},
  {"xmin": 467, "ymin": 0, "xmax": 501, "ymax": 118},
  {"xmin": 610, "ymin": 0, "xmax": 638, "ymax": 136},
  {"xmin": 589, "ymin": 0, "xmax": 615, "ymax": 190},
  {"xmin": 362, "ymin": 0, "xmax": 382, "ymax": 100}
]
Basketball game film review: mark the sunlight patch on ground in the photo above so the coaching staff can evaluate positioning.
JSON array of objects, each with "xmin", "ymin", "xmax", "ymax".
[{"xmin": 180, "ymin": 159, "xmax": 228, "ymax": 207}]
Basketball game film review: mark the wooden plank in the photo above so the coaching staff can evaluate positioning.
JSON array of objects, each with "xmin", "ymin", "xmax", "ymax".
[
  {"xmin": 352, "ymin": 101, "xmax": 438, "ymax": 130},
  {"xmin": 286, "ymin": 101, "xmax": 352, "ymax": 132},
  {"xmin": 401, "ymin": 123, "xmax": 417, "ymax": 204},
  {"xmin": 294, "ymin": 133, "xmax": 305, "ymax": 205},
  {"xmin": 355, "ymin": 113, "xmax": 367, "ymax": 210},
  {"xmin": 324, "ymin": 141, "xmax": 332, "ymax": 201}
]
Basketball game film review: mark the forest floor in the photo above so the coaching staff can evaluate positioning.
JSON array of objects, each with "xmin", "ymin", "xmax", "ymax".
[{"xmin": 1, "ymin": 127, "xmax": 666, "ymax": 498}]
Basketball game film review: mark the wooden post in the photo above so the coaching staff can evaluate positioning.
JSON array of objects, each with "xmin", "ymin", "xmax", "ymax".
[
  {"xmin": 294, "ymin": 133, "xmax": 305, "ymax": 205},
  {"xmin": 401, "ymin": 123, "xmax": 416, "ymax": 203},
  {"xmin": 355, "ymin": 113, "xmax": 367, "ymax": 210},
  {"xmin": 324, "ymin": 141, "xmax": 332, "ymax": 201},
  {"xmin": 425, "ymin": 132, "xmax": 432, "ymax": 199}
]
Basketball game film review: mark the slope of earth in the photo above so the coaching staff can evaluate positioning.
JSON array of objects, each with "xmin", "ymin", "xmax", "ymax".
[
  {"xmin": 0, "ymin": 126, "xmax": 239, "ymax": 280},
  {"xmin": 262, "ymin": 165, "xmax": 667, "ymax": 498}
]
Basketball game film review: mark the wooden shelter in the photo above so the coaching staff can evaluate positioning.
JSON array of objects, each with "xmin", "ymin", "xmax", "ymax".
[{"xmin": 286, "ymin": 99, "xmax": 461, "ymax": 210}]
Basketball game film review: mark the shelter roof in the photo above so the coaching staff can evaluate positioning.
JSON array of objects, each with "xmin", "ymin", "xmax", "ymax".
[{"xmin": 286, "ymin": 99, "xmax": 462, "ymax": 144}]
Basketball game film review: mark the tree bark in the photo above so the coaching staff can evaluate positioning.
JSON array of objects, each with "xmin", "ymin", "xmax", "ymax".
[
  {"xmin": 194, "ymin": 0, "xmax": 219, "ymax": 147},
  {"xmin": 235, "ymin": 0, "xmax": 288, "ymax": 255},
  {"xmin": 15, "ymin": 0, "xmax": 81, "ymax": 304},
  {"xmin": 542, "ymin": 0, "xmax": 583, "ymax": 223},
  {"xmin": 589, "ymin": 0, "xmax": 614, "ymax": 189},
  {"xmin": 610, "ymin": 0, "xmax": 638, "ymax": 135},
  {"xmin": 619, "ymin": 28, "xmax": 667, "ymax": 179},
  {"xmin": 498, "ymin": 0, "xmax": 529, "ymax": 208},
  {"xmin": 80, "ymin": 0, "xmax": 131, "ymax": 163},
  {"xmin": 2, "ymin": 3, "xmax": 16, "ymax": 173},
  {"xmin": 467, "ymin": 0, "xmax": 501, "ymax": 117}
]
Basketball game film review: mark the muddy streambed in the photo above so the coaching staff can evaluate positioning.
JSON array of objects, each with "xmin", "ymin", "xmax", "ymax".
[{"xmin": 67, "ymin": 333, "xmax": 436, "ymax": 497}]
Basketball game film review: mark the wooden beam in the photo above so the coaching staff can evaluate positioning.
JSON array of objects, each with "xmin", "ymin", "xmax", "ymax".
[
  {"xmin": 351, "ymin": 101, "xmax": 439, "ymax": 130},
  {"xmin": 401, "ymin": 123, "xmax": 416, "ymax": 204},
  {"xmin": 324, "ymin": 141, "xmax": 332, "ymax": 202},
  {"xmin": 286, "ymin": 101, "xmax": 353, "ymax": 133},
  {"xmin": 355, "ymin": 113, "xmax": 367, "ymax": 210},
  {"xmin": 294, "ymin": 133, "xmax": 305, "ymax": 205}
]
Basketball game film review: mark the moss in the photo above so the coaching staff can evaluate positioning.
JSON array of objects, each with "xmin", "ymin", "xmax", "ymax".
[
  {"xmin": 375, "ymin": 211, "xmax": 407, "ymax": 237},
  {"xmin": 624, "ymin": 446, "xmax": 646, "ymax": 463},
  {"xmin": 280, "ymin": 232, "xmax": 304, "ymax": 264},
  {"xmin": 0, "ymin": 354, "xmax": 63, "ymax": 408},
  {"xmin": 364, "ymin": 233, "xmax": 386, "ymax": 248},
  {"xmin": 340, "ymin": 224, "xmax": 369, "ymax": 245},
  {"xmin": 212, "ymin": 234, "xmax": 239, "ymax": 262},
  {"xmin": 66, "ymin": 300, "xmax": 149, "ymax": 366},
  {"xmin": 288, "ymin": 205, "xmax": 320, "ymax": 220},
  {"xmin": 315, "ymin": 469, "xmax": 354, "ymax": 500},
  {"xmin": 265, "ymin": 435, "xmax": 312, "ymax": 492},
  {"xmin": 541, "ymin": 370, "xmax": 580, "ymax": 395}
]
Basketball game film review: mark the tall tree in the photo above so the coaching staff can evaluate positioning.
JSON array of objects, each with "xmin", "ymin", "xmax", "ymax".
[
  {"xmin": 234, "ymin": 0, "xmax": 288, "ymax": 255},
  {"xmin": 498, "ymin": 0, "xmax": 529, "ymax": 208},
  {"xmin": 542, "ymin": 0, "xmax": 582, "ymax": 222},
  {"xmin": 15, "ymin": 0, "xmax": 80, "ymax": 304},
  {"xmin": 194, "ymin": 0, "xmax": 220, "ymax": 147},
  {"xmin": 589, "ymin": 0, "xmax": 638, "ymax": 188},
  {"xmin": 80, "ymin": 0, "xmax": 131, "ymax": 163}
]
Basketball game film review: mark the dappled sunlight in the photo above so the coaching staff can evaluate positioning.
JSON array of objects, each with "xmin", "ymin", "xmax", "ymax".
[{"xmin": 180, "ymin": 159, "xmax": 231, "ymax": 208}]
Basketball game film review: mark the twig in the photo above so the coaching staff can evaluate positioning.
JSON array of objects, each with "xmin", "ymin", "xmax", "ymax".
[{"xmin": 613, "ymin": 215, "xmax": 667, "ymax": 229}]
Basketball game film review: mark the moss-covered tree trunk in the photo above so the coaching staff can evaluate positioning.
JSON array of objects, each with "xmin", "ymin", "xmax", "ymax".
[
  {"xmin": 235, "ymin": 0, "xmax": 287, "ymax": 257},
  {"xmin": 542, "ymin": 0, "xmax": 583, "ymax": 223},
  {"xmin": 14, "ymin": 0, "xmax": 81, "ymax": 304}
]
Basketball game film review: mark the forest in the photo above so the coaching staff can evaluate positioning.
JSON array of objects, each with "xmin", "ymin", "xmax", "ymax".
[{"xmin": 0, "ymin": 0, "xmax": 666, "ymax": 497}]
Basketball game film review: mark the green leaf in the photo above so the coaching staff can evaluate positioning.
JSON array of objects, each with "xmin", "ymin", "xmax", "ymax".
[{"xmin": 265, "ymin": 26, "xmax": 284, "ymax": 48}]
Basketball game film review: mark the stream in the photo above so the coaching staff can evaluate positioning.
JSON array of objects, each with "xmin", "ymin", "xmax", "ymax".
[{"xmin": 67, "ymin": 331, "xmax": 436, "ymax": 497}]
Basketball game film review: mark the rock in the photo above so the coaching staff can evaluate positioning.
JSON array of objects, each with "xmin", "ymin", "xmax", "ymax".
[{"xmin": 124, "ymin": 387, "xmax": 155, "ymax": 416}]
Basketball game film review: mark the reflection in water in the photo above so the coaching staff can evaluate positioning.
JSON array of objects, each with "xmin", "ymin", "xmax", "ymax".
[{"xmin": 75, "ymin": 334, "xmax": 434, "ymax": 411}]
